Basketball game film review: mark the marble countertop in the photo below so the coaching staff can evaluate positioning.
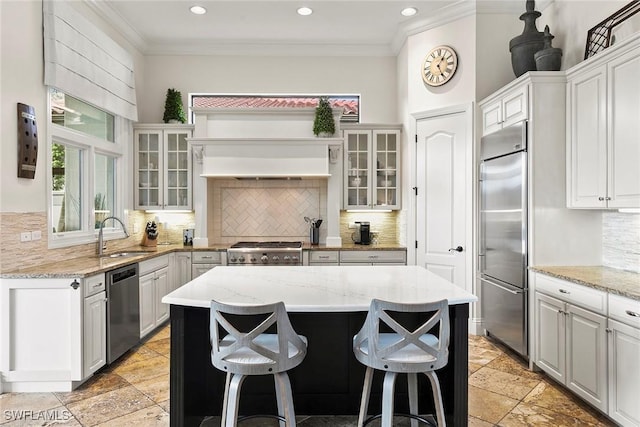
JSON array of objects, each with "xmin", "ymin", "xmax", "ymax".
[
  {"xmin": 0, "ymin": 244, "xmax": 406, "ymax": 279},
  {"xmin": 530, "ymin": 266, "xmax": 640, "ymax": 301},
  {"xmin": 162, "ymin": 265, "xmax": 477, "ymax": 311}
]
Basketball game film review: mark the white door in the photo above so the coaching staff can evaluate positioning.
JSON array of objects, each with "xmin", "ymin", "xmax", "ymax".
[{"xmin": 416, "ymin": 110, "xmax": 469, "ymax": 290}]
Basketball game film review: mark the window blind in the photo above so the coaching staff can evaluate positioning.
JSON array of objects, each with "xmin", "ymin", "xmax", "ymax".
[{"xmin": 43, "ymin": 1, "xmax": 138, "ymax": 121}]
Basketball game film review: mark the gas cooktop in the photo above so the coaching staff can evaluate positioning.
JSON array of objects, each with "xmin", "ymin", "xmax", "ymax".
[
  {"xmin": 230, "ymin": 241, "xmax": 303, "ymax": 249},
  {"xmin": 227, "ymin": 241, "xmax": 303, "ymax": 265}
]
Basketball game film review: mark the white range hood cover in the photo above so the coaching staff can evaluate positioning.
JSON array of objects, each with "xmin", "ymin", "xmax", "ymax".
[{"xmin": 197, "ymin": 138, "xmax": 340, "ymax": 178}]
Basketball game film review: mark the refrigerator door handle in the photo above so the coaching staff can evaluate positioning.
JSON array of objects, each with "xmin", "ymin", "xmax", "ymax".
[{"xmin": 480, "ymin": 277, "xmax": 524, "ymax": 295}]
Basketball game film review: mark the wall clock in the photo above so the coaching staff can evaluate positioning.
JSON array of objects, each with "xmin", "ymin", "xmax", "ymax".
[{"xmin": 422, "ymin": 45, "xmax": 458, "ymax": 87}]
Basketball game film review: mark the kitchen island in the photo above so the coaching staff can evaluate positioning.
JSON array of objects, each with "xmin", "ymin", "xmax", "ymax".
[{"xmin": 162, "ymin": 265, "xmax": 477, "ymax": 427}]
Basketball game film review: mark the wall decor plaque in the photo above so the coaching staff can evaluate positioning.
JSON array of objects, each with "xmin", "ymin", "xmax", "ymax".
[{"xmin": 584, "ymin": 0, "xmax": 640, "ymax": 59}]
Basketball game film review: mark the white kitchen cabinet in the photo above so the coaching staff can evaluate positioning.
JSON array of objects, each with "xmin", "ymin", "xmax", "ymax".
[
  {"xmin": 481, "ymin": 84, "xmax": 528, "ymax": 136},
  {"xmin": 342, "ymin": 124, "xmax": 401, "ymax": 210},
  {"xmin": 0, "ymin": 276, "xmax": 87, "ymax": 391},
  {"xmin": 83, "ymin": 274, "xmax": 106, "ymax": 378},
  {"xmin": 566, "ymin": 34, "xmax": 640, "ymax": 209},
  {"xmin": 533, "ymin": 273, "xmax": 608, "ymax": 412},
  {"xmin": 309, "ymin": 250, "xmax": 339, "ymax": 266},
  {"xmin": 173, "ymin": 251, "xmax": 192, "ymax": 290},
  {"xmin": 134, "ymin": 124, "xmax": 194, "ymax": 210},
  {"xmin": 339, "ymin": 250, "xmax": 407, "ymax": 265},
  {"xmin": 139, "ymin": 255, "xmax": 170, "ymax": 339},
  {"xmin": 607, "ymin": 294, "xmax": 640, "ymax": 427},
  {"xmin": 192, "ymin": 251, "xmax": 224, "ymax": 279}
]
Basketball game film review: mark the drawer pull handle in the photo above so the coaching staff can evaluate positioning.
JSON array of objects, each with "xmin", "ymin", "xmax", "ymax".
[
  {"xmin": 319, "ymin": 256, "xmax": 330, "ymax": 259},
  {"xmin": 93, "ymin": 283, "xmax": 103, "ymax": 288},
  {"xmin": 368, "ymin": 255, "xmax": 378, "ymax": 259},
  {"xmin": 626, "ymin": 310, "xmax": 640, "ymax": 318},
  {"xmin": 201, "ymin": 256, "xmax": 213, "ymax": 259},
  {"xmin": 559, "ymin": 289, "xmax": 570, "ymax": 294}
]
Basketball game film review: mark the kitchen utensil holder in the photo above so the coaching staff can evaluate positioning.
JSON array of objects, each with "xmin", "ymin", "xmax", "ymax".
[{"xmin": 310, "ymin": 227, "xmax": 319, "ymax": 245}]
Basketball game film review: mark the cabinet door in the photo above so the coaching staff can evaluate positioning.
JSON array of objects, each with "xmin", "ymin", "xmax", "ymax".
[
  {"xmin": 344, "ymin": 130, "xmax": 371, "ymax": 209},
  {"xmin": 566, "ymin": 304, "xmax": 607, "ymax": 412},
  {"xmin": 192, "ymin": 264, "xmax": 216, "ymax": 279},
  {"xmin": 373, "ymin": 130, "xmax": 400, "ymax": 209},
  {"xmin": 482, "ymin": 99, "xmax": 503, "ymax": 136},
  {"xmin": 135, "ymin": 130, "xmax": 163, "ymax": 209},
  {"xmin": 154, "ymin": 267, "xmax": 170, "ymax": 325},
  {"xmin": 83, "ymin": 291, "xmax": 107, "ymax": 378},
  {"xmin": 174, "ymin": 252, "xmax": 192, "ymax": 290},
  {"xmin": 608, "ymin": 319, "xmax": 640, "ymax": 427},
  {"xmin": 567, "ymin": 66, "xmax": 607, "ymax": 208},
  {"xmin": 608, "ymin": 48, "xmax": 640, "ymax": 208},
  {"xmin": 164, "ymin": 130, "xmax": 192, "ymax": 210},
  {"xmin": 139, "ymin": 272, "xmax": 156, "ymax": 338},
  {"xmin": 534, "ymin": 292, "xmax": 566, "ymax": 383},
  {"xmin": 501, "ymin": 85, "xmax": 528, "ymax": 128}
]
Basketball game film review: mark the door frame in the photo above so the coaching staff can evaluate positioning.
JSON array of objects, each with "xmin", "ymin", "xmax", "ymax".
[{"xmin": 409, "ymin": 103, "xmax": 480, "ymax": 333}]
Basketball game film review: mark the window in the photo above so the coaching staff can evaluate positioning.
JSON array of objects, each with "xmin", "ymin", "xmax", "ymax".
[
  {"xmin": 189, "ymin": 94, "xmax": 360, "ymax": 124},
  {"xmin": 49, "ymin": 89, "xmax": 128, "ymax": 248}
]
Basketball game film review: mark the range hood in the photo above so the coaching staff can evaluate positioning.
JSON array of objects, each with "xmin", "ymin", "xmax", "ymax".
[{"xmin": 195, "ymin": 138, "xmax": 341, "ymax": 178}]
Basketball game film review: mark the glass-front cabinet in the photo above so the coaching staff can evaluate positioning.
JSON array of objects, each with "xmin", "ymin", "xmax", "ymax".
[
  {"xmin": 134, "ymin": 124, "xmax": 194, "ymax": 210},
  {"xmin": 343, "ymin": 125, "xmax": 401, "ymax": 210}
]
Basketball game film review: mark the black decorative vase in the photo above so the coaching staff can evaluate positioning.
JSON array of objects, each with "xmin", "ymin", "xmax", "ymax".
[
  {"xmin": 534, "ymin": 25, "xmax": 563, "ymax": 71},
  {"xmin": 509, "ymin": 0, "xmax": 545, "ymax": 77}
]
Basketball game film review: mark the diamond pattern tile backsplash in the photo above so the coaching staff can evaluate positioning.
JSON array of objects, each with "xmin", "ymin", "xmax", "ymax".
[{"xmin": 209, "ymin": 179, "xmax": 326, "ymax": 244}]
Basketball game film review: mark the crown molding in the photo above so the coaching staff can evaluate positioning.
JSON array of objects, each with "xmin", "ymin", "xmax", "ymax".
[{"xmin": 83, "ymin": 0, "xmax": 148, "ymax": 52}]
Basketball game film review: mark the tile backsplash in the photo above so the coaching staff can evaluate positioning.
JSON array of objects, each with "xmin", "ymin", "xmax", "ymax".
[
  {"xmin": 208, "ymin": 179, "xmax": 327, "ymax": 244},
  {"xmin": 602, "ymin": 212, "xmax": 640, "ymax": 272}
]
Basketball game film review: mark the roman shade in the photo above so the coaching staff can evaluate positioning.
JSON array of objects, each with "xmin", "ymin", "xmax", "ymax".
[{"xmin": 43, "ymin": 1, "xmax": 138, "ymax": 121}]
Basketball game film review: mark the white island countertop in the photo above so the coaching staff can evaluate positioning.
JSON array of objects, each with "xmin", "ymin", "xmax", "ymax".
[{"xmin": 162, "ymin": 265, "xmax": 477, "ymax": 312}]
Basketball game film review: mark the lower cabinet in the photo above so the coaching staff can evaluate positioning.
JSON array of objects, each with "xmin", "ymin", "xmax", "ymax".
[
  {"xmin": 534, "ymin": 291, "xmax": 607, "ymax": 411},
  {"xmin": 607, "ymin": 294, "xmax": 640, "ymax": 427},
  {"xmin": 533, "ymin": 272, "xmax": 640, "ymax": 424},
  {"xmin": 139, "ymin": 255, "xmax": 170, "ymax": 339},
  {"xmin": 192, "ymin": 251, "xmax": 223, "ymax": 279},
  {"xmin": 173, "ymin": 251, "xmax": 192, "ymax": 290},
  {"xmin": 339, "ymin": 250, "xmax": 407, "ymax": 265},
  {"xmin": 83, "ymin": 274, "xmax": 107, "ymax": 378}
]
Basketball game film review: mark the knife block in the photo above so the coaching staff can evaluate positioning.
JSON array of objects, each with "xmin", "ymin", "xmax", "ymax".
[{"xmin": 142, "ymin": 234, "xmax": 157, "ymax": 247}]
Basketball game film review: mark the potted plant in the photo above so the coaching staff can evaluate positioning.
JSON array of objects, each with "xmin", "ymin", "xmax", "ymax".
[
  {"xmin": 313, "ymin": 96, "xmax": 335, "ymax": 137},
  {"xmin": 163, "ymin": 88, "xmax": 186, "ymax": 124}
]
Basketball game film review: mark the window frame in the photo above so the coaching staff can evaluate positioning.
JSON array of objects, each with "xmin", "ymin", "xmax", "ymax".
[{"xmin": 47, "ymin": 89, "xmax": 128, "ymax": 249}]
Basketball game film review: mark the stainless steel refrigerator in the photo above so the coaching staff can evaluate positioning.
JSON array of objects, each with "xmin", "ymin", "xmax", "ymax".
[{"xmin": 479, "ymin": 121, "xmax": 528, "ymax": 358}]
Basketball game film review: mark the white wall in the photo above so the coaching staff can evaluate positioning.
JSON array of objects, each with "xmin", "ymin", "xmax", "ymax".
[
  {"xmin": 539, "ymin": 0, "xmax": 630, "ymax": 70},
  {"xmin": 138, "ymin": 55, "xmax": 397, "ymax": 124},
  {"xmin": 0, "ymin": 1, "xmax": 144, "ymax": 214}
]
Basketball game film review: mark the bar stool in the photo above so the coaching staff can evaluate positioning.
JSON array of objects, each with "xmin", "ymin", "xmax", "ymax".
[
  {"xmin": 210, "ymin": 300, "xmax": 308, "ymax": 427},
  {"xmin": 353, "ymin": 298, "xmax": 450, "ymax": 427}
]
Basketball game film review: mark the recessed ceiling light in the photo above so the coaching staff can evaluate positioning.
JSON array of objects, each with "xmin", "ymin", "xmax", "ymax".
[
  {"xmin": 401, "ymin": 7, "xmax": 418, "ymax": 17},
  {"xmin": 297, "ymin": 7, "xmax": 313, "ymax": 16},
  {"xmin": 190, "ymin": 5, "xmax": 207, "ymax": 15}
]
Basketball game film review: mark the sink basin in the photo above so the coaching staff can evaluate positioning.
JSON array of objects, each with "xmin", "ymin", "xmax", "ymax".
[{"xmin": 100, "ymin": 251, "xmax": 150, "ymax": 258}]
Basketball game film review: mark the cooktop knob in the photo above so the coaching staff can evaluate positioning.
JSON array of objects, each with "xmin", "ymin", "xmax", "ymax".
[
  {"xmin": 250, "ymin": 256, "xmax": 257, "ymax": 263},
  {"xmin": 238, "ymin": 256, "xmax": 245, "ymax": 263},
  {"xmin": 291, "ymin": 255, "xmax": 299, "ymax": 262},
  {"xmin": 272, "ymin": 255, "xmax": 280, "ymax": 262},
  {"xmin": 229, "ymin": 256, "xmax": 237, "ymax": 262},
  {"xmin": 261, "ymin": 255, "xmax": 268, "ymax": 263},
  {"xmin": 283, "ymin": 255, "xmax": 291, "ymax": 261}
]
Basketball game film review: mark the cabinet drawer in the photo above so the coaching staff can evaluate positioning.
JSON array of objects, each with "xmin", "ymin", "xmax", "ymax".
[
  {"xmin": 139, "ymin": 255, "xmax": 169, "ymax": 276},
  {"xmin": 84, "ymin": 273, "xmax": 105, "ymax": 297},
  {"xmin": 310, "ymin": 251, "xmax": 339, "ymax": 263},
  {"xmin": 339, "ymin": 250, "xmax": 406, "ymax": 264},
  {"xmin": 609, "ymin": 293, "xmax": 640, "ymax": 329},
  {"xmin": 535, "ymin": 274, "xmax": 607, "ymax": 314},
  {"xmin": 193, "ymin": 251, "xmax": 222, "ymax": 264}
]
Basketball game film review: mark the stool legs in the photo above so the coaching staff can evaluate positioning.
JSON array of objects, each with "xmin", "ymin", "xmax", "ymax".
[
  {"xmin": 407, "ymin": 373, "xmax": 419, "ymax": 427},
  {"xmin": 223, "ymin": 373, "xmax": 247, "ymax": 427},
  {"xmin": 381, "ymin": 371, "xmax": 398, "ymax": 427},
  {"xmin": 357, "ymin": 367, "xmax": 374, "ymax": 427},
  {"xmin": 425, "ymin": 371, "xmax": 446, "ymax": 427},
  {"xmin": 274, "ymin": 372, "xmax": 296, "ymax": 427}
]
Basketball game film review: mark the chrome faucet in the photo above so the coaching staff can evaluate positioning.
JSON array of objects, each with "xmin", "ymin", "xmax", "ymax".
[{"xmin": 97, "ymin": 216, "xmax": 130, "ymax": 256}]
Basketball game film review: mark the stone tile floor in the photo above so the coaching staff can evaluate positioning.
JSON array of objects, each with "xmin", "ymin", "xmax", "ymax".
[{"xmin": 0, "ymin": 325, "xmax": 616, "ymax": 426}]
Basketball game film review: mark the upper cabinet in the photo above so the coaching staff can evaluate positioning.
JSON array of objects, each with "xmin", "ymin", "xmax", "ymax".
[
  {"xmin": 134, "ymin": 124, "xmax": 194, "ymax": 210},
  {"xmin": 481, "ymin": 84, "xmax": 528, "ymax": 136},
  {"xmin": 343, "ymin": 124, "xmax": 402, "ymax": 210},
  {"xmin": 566, "ymin": 34, "xmax": 640, "ymax": 209}
]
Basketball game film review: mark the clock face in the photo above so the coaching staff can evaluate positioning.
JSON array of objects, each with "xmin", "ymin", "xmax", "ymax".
[{"xmin": 422, "ymin": 45, "xmax": 458, "ymax": 87}]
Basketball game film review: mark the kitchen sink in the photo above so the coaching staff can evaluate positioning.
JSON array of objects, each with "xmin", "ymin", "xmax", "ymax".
[{"xmin": 100, "ymin": 251, "xmax": 150, "ymax": 258}]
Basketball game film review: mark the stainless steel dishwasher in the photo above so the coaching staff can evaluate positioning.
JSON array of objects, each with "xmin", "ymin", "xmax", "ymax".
[{"xmin": 106, "ymin": 263, "xmax": 140, "ymax": 364}]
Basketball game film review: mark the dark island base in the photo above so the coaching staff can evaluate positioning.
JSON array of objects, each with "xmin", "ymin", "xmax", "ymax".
[{"xmin": 169, "ymin": 304, "xmax": 469, "ymax": 427}]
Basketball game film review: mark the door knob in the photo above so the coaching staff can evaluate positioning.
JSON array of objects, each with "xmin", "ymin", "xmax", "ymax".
[{"xmin": 448, "ymin": 246, "xmax": 463, "ymax": 253}]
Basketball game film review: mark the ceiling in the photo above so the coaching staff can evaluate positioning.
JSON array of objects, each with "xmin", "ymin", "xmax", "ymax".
[{"xmin": 87, "ymin": 0, "xmax": 525, "ymax": 56}]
